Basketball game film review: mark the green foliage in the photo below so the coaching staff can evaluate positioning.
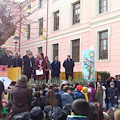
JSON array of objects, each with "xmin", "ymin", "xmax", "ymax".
[
  {"xmin": 0, "ymin": 47, "xmax": 6, "ymax": 57},
  {"xmin": 97, "ymin": 71, "xmax": 110, "ymax": 81}
]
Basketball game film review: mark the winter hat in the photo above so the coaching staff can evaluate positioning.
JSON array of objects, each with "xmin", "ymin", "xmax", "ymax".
[
  {"xmin": 82, "ymin": 87, "xmax": 87, "ymax": 93},
  {"xmin": 12, "ymin": 112, "xmax": 30, "ymax": 120},
  {"xmin": 30, "ymin": 106, "xmax": 43, "ymax": 120},
  {"xmin": 77, "ymin": 85, "xmax": 83, "ymax": 91},
  {"xmin": 62, "ymin": 81, "xmax": 69, "ymax": 85},
  {"xmin": 49, "ymin": 107, "xmax": 67, "ymax": 120},
  {"xmin": 110, "ymin": 81, "xmax": 115, "ymax": 86}
]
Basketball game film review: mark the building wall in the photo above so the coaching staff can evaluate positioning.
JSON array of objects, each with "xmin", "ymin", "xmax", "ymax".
[{"xmin": 2, "ymin": 0, "xmax": 120, "ymax": 76}]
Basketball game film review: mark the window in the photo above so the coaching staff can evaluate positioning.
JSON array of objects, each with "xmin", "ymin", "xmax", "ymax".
[
  {"xmin": 99, "ymin": 31, "xmax": 108, "ymax": 59},
  {"xmin": 54, "ymin": 11, "xmax": 59, "ymax": 31},
  {"xmin": 73, "ymin": 2, "xmax": 80, "ymax": 25},
  {"xmin": 38, "ymin": 47, "xmax": 43, "ymax": 53},
  {"xmin": 39, "ymin": 18, "xmax": 43, "ymax": 36},
  {"xmin": 99, "ymin": 0, "xmax": 108, "ymax": 13},
  {"xmin": 39, "ymin": 0, "xmax": 43, "ymax": 8},
  {"xmin": 27, "ymin": 24, "xmax": 30, "ymax": 40},
  {"xmin": 53, "ymin": 44, "xmax": 58, "ymax": 61},
  {"xmin": 72, "ymin": 39, "xmax": 80, "ymax": 62}
]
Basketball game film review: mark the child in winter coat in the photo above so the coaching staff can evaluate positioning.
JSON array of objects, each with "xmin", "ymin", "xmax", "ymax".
[
  {"xmin": 81, "ymin": 87, "xmax": 88, "ymax": 102},
  {"xmin": 107, "ymin": 82, "xmax": 119, "ymax": 110},
  {"xmin": 74, "ymin": 85, "xmax": 85, "ymax": 100},
  {"xmin": 94, "ymin": 85, "xmax": 103, "ymax": 106},
  {"xmin": 67, "ymin": 99, "xmax": 89, "ymax": 120}
]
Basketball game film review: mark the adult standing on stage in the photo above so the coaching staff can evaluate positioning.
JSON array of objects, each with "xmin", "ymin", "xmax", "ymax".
[
  {"xmin": 23, "ymin": 49, "xmax": 34, "ymax": 80},
  {"xmin": 35, "ymin": 52, "xmax": 46, "ymax": 81},
  {"xmin": 0, "ymin": 49, "xmax": 13, "ymax": 68},
  {"xmin": 51, "ymin": 56, "xmax": 61, "ymax": 81},
  {"xmin": 63, "ymin": 54, "xmax": 75, "ymax": 80},
  {"xmin": 13, "ymin": 52, "xmax": 22, "ymax": 68}
]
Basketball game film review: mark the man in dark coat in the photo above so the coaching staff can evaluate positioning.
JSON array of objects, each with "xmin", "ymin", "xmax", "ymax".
[
  {"xmin": 9, "ymin": 75, "xmax": 32, "ymax": 120},
  {"xmin": 23, "ymin": 49, "xmax": 34, "ymax": 80},
  {"xmin": 0, "ymin": 49, "xmax": 13, "ymax": 68},
  {"xmin": 63, "ymin": 54, "xmax": 75, "ymax": 80},
  {"xmin": 51, "ymin": 56, "xmax": 61, "ymax": 81},
  {"xmin": 13, "ymin": 52, "xmax": 22, "ymax": 68}
]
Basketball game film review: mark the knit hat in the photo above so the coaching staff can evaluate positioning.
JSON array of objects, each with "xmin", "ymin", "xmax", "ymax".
[
  {"xmin": 110, "ymin": 81, "xmax": 115, "ymax": 85},
  {"xmin": 77, "ymin": 85, "xmax": 82, "ymax": 91},
  {"xmin": 82, "ymin": 87, "xmax": 87, "ymax": 93}
]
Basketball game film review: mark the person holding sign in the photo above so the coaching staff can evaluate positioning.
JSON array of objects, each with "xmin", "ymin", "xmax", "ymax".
[{"xmin": 35, "ymin": 52, "xmax": 46, "ymax": 81}]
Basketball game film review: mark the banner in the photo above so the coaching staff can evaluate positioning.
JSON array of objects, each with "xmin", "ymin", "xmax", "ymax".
[
  {"xmin": 0, "ymin": 65, "xmax": 8, "ymax": 77},
  {"xmin": 2, "ymin": 94, "xmax": 8, "ymax": 114},
  {"xmin": 82, "ymin": 50, "xmax": 95, "ymax": 81}
]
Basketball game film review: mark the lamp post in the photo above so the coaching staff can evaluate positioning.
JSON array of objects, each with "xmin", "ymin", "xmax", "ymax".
[{"xmin": 13, "ymin": 36, "xmax": 19, "ymax": 52}]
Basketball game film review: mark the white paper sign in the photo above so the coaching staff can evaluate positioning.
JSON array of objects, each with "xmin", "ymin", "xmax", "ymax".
[
  {"xmin": 0, "ymin": 77, "xmax": 12, "ymax": 89},
  {"xmin": 36, "ymin": 69, "xmax": 43, "ymax": 75}
]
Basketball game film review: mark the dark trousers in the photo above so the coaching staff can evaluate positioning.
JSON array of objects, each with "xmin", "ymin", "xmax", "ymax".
[
  {"xmin": 65, "ymin": 73, "xmax": 73, "ymax": 80},
  {"xmin": 45, "ymin": 71, "xmax": 49, "ymax": 83},
  {"xmin": 24, "ymin": 67, "xmax": 33, "ymax": 81}
]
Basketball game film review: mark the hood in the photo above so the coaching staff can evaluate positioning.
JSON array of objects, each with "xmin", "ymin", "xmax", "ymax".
[
  {"xmin": 67, "ymin": 115, "xmax": 88, "ymax": 120},
  {"xmin": 15, "ymin": 82, "xmax": 27, "ymax": 88}
]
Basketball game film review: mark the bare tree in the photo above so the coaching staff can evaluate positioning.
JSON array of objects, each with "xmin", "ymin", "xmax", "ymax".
[{"xmin": 0, "ymin": 0, "xmax": 44, "ymax": 46}]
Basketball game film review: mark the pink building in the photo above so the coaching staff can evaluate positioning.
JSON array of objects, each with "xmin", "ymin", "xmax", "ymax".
[{"xmin": 2, "ymin": 0, "xmax": 120, "ymax": 76}]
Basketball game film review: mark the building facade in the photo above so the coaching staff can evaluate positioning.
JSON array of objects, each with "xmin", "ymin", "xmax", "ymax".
[{"xmin": 3, "ymin": 0, "xmax": 120, "ymax": 77}]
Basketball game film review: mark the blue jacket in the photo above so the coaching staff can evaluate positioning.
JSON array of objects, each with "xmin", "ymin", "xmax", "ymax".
[
  {"xmin": 74, "ymin": 91, "xmax": 86, "ymax": 100},
  {"xmin": 61, "ymin": 92, "xmax": 73, "ymax": 107},
  {"xmin": 67, "ymin": 115, "xmax": 88, "ymax": 120},
  {"xmin": 59, "ymin": 89, "xmax": 65, "ymax": 96},
  {"xmin": 54, "ymin": 92, "xmax": 62, "ymax": 108},
  {"xmin": 107, "ymin": 87, "xmax": 119, "ymax": 104},
  {"xmin": 63, "ymin": 59, "xmax": 75, "ymax": 74}
]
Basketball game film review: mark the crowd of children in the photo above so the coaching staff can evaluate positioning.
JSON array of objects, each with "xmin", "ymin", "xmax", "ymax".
[{"xmin": 0, "ymin": 74, "xmax": 120, "ymax": 120}]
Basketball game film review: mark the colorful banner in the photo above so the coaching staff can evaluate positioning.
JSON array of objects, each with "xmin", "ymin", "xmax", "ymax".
[
  {"xmin": 2, "ymin": 94, "xmax": 8, "ymax": 114},
  {"xmin": 82, "ymin": 50, "xmax": 95, "ymax": 81},
  {"xmin": 0, "ymin": 65, "xmax": 8, "ymax": 77}
]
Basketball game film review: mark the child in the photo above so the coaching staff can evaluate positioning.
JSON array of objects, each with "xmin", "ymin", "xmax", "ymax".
[
  {"xmin": 81, "ymin": 87, "xmax": 88, "ymax": 102},
  {"xmin": 61, "ymin": 86, "xmax": 73, "ymax": 107},
  {"xmin": 74, "ymin": 85, "xmax": 85, "ymax": 100},
  {"xmin": 94, "ymin": 85, "xmax": 103, "ymax": 106},
  {"xmin": 67, "ymin": 99, "xmax": 89, "ymax": 120},
  {"xmin": 107, "ymin": 82, "xmax": 119, "ymax": 110}
]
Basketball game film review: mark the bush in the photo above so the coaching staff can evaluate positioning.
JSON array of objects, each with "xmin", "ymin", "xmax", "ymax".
[{"xmin": 97, "ymin": 71, "xmax": 110, "ymax": 81}]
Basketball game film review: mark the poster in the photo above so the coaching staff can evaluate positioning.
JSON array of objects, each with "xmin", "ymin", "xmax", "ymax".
[
  {"xmin": 82, "ymin": 50, "xmax": 95, "ymax": 81},
  {"xmin": 2, "ymin": 94, "xmax": 8, "ymax": 114},
  {"xmin": 0, "ymin": 65, "xmax": 8, "ymax": 77}
]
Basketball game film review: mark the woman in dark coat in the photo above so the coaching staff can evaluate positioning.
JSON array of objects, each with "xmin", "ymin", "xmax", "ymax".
[
  {"xmin": 35, "ymin": 52, "xmax": 47, "ymax": 81},
  {"xmin": 51, "ymin": 56, "xmax": 61, "ymax": 81},
  {"xmin": 9, "ymin": 75, "xmax": 32, "ymax": 120}
]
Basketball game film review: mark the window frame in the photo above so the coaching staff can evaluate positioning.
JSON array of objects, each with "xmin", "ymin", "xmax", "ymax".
[
  {"xmin": 99, "ymin": 31, "xmax": 108, "ymax": 60},
  {"xmin": 39, "ymin": 18, "xmax": 43, "ymax": 36},
  {"xmin": 99, "ymin": 0, "xmax": 108, "ymax": 14},
  {"xmin": 52, "ymin": 43, "xmax": 59, "ymax": 61},
  {"xmin": 95, "ymin": 26, "xmax": 110, "ymax": 62},
  {"xmin": 27, "ymin": 24, "xmax": 30, "ymax": 40},
  {"xmin": 73, "ymin": 2, "xmax": 80, "ymax": 25},
  {"xmin": 54, "ymin": 11, "xmax": 59, "ymax": 31},
  {"xmin": 72, "ymin": 39, "xmax": 80, "ymax": 62}
]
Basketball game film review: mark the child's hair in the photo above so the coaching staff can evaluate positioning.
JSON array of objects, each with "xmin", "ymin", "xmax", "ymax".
[
  {"xmin": 63, "ymin": 86, "xmax": 70, "ymax": 92},
  {"xmin": 48, "ymin": 84, "xmax": 54, "ymax": 90},
  {"xmin": 114, "ymin": 109, "xmax": 120, "ymax": 120},
  {"xmin": 69, "ymin": 86, "xmax": 74, "ymax": 92},
  {"xmin": 41, "ymin": 83, "xmax": 47, "ymax": 89},
  {"xmin": 53, "ymin": 87, "xmax": 59, "ymax": 92},
  {"xmin": 109, "ymin": 108, "xmax": 115, "ymax": 120},
  {"xmin": 71, "ymin": 99, "xmax": 89, "ymax": 117},
  {"xmin": 88, "ymin": 82, "xmax": 95, "ymax": 89},
  {"xmin": 74, "ymin": 82, "xmax": 79, "ymax": 89},
  {"xmin": 60, "ymin": 84, "xmax": 65, "ymax": 90},
  {"xmin": 34, "ymin": 91, "xmax": 41, "ymax": 98},
  {"xmin": 93, "ymin": 103, "xmax": 104, "ymax": 120},
  {"xmin": 35, "ymin": 86, "xmax": 42, "ymax": 92},
  {"xmin": 97, "ymin": 85, "xmax": 103, "ymax": 92},
  {"xmin": 88, "ymin": 104, "xmax": 99, "ymax": 120}
]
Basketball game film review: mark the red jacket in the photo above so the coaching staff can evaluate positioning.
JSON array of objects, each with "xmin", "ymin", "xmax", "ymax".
[{"xmin": 35, "ymin": 58, "xmax": 47, "ymax": 79}]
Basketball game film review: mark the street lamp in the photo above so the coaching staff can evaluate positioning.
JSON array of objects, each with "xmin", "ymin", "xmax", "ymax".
[{"xmin": 13, "ymin": 36, "xmax": 19, "ymax": 52}]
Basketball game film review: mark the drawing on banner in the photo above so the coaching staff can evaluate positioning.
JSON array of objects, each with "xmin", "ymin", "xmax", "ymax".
[{"xmin": 82, "ymin": 50, "xmax": 95, "ymax": 81}]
